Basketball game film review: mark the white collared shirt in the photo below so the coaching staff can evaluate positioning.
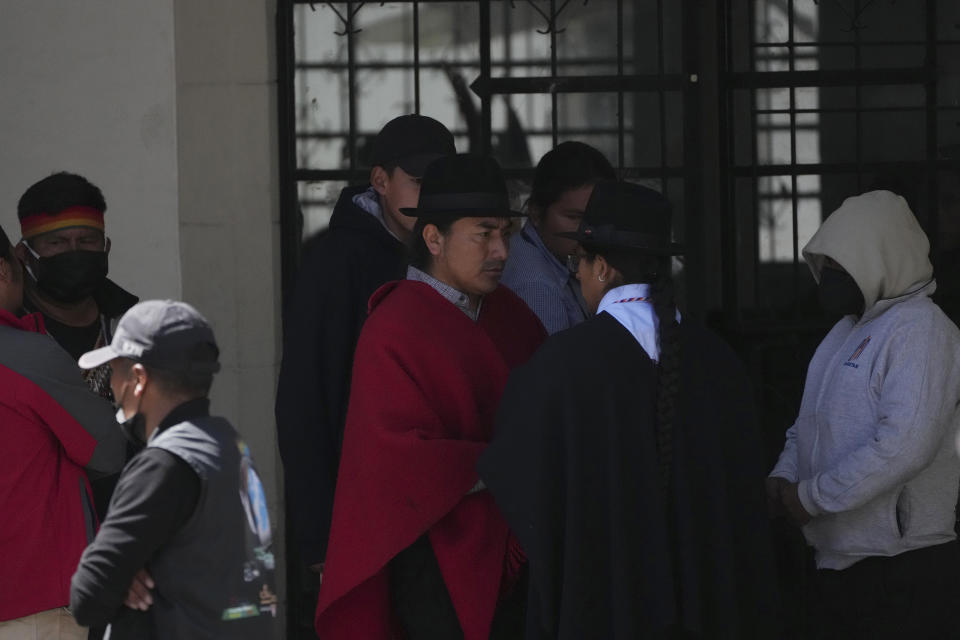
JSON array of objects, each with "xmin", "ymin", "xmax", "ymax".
[{"xmin": 596, "ymin": 283, "xmax": 680, "ymax": 362}]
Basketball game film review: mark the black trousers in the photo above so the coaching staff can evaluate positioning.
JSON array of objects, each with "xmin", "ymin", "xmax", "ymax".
[
  {"xmin": 816, "ymin": 540, "xmax": 960, "ymax": 640},
  {"xmin": 389, "ymin": 535, "xmax": 526, "ymax": 640}
]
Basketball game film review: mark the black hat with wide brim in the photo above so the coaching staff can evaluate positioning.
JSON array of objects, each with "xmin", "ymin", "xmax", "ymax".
[
  {"xmin": 399, "ymin": 154, "xmax": 524, "ymax": 219},
  {"xmin": 556, "ymin": 180, "xmax": 685, "ymax": 255}
]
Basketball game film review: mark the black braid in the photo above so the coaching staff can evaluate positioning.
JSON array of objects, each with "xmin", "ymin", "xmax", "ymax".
[
  {"xmin": 585, "ymin": 245, "xmax": 682, "ymax": 495},
  {"xmin": 588, "ymin": 245, "xmax": 685, "ymax": 618},
  {"xmin": 650, "ymin": 262, "xmax": 682, "ymax": 497},
  {"xmin": 650, "ymin": 259, "xmax": 684, "ymax": 622}
]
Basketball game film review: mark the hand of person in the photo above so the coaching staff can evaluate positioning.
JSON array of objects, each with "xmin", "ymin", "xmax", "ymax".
[
  {"xmin": 765, "ymin": 476, "xmax": 789, "ymax": 518},
  {"xmin": 781, "ymin": 482, "xmax": 813, "ymax": 527},
  {"xmin": 124, "ymin": 569, "xmax": 155, "ymax": 611}
]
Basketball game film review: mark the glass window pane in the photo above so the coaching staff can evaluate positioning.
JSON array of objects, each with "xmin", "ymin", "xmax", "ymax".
[
  {"xmin": 819, "ymin": 112, "xmax": 858, "ymax": 164},
  {"xmin": 756, "ymin": 113, "xmax": 792, "ymax": 165},
  {"xmin": 298, "ymin": 180, "xmax": 348, "ymax": 240},
  {"xmin": 352, "ymin": 3, "xmax": 416, "ymax": 64},
  {"xmin": 939, "ymin": 46, "xmax": 960, "ymax": 107},
  {"xmin": 296, "ymin": 70, "xmax": 347, "ymax": 170}
]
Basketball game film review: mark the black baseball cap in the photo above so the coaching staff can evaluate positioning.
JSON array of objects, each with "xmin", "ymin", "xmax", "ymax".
[
  {"xmin": 79, "ymin": 300, "xmax": 221, "ymax": 374},
  {"xmin": 368, "ymin": 114, "xmax": 456, "ymax": 177}
]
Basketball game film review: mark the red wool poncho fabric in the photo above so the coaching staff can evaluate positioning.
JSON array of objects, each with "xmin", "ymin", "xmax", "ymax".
[{"xmin": 314, "ymin": 280, "xmax": 546, "ymax": 640}]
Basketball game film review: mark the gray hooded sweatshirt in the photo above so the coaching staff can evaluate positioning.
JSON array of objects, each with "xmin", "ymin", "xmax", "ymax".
[{"xmin": 771, "ymin": 190, "xmax": 960, "ymax": 570}]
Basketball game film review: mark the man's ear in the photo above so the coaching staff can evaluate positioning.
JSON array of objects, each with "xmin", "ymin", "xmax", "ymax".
[
  {"xmin": 13, "ymin": 242, "xmax": 28, "ymax": 264},
  {"xmin": 131, "ymin": 363, "xmax": 148, "ymax": 397},
  {"xmin": 105, "ymin": 236, "xmax": 112, "ymax": 255},
  {"xmin": 370, "ymin": 166, "xmax": 389, "ymax": 197},
  {"xmin": 422, "ymin": 223, "xmax": 444, "ymax": 258},
  {"xmin": 594, "ymin": 254, "xmax": 613, "ymax": 282}
]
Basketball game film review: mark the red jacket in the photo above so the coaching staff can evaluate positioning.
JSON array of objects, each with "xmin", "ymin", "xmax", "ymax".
[
  {"xmin": 315, "ymin": 281, "xmax": 546, "ymax": 640},
  {"xmin": 0, "ymin": 308, "xmax": 123, "ymax": 621}
]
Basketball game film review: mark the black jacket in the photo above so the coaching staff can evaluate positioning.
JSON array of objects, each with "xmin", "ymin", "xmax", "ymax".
[
  {"xmin": 479, "ymin": 313, "xmax": 780, "ymax": 639},
  {"xmin": 275, "ymin": 185, "xmax": 408, "ymax": 565},
  {"xmin": 72, "ymin": 399, "xmax": 277, "ymax": 639}
]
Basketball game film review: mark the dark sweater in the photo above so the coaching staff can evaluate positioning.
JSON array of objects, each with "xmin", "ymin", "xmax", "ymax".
[
  {"xmin": 275, "ymin": 186, "xmax": 408, "ymax": 565},
  {"xmin": 70, "ymin": 400, "xmax": 206, "ymax": 635}
]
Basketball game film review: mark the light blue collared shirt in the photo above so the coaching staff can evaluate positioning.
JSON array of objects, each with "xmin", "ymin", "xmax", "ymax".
[{"xmin": 501, "ymin": 223, "xmax": 587, "ymax": 334}]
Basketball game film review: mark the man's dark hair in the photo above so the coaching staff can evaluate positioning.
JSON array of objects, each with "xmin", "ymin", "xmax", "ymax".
[
  {"xmin": 115, "ymin": 357, "xmax": 213, "ymax": 399},
  {"xmin": 145, "ymin": 365, "xmax": 214, "ymax": 398},
  {"xmin": 528, "ymin": 142, "xmax": 616, "ymax": 214},
  {"xmin": 0, "ymin": 224, "xmax": 12, "ymax": 261},
  {"xmin": 409, "ymin": 216, "xmax": 455, "ymax": 270},
  {"xmin": 17, "ymin": 172, "xmax": 107, "ymax": 220}
]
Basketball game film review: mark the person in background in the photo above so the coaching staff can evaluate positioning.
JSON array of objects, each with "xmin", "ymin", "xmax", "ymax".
[
  {"xmin": 15, "ymin": 172, "xmax": 138, "ymax": 398},
  {"xmin": 480, "ymin": 181, "xmax": 779, "ymax": 639},
  {"xmin": 275, "ymin": 115, "xmax": 456, "ymax": 598},
  {"xmin": 15, "ymin": 171, "xmax": 139, "ymax": 536},
  {"xmin": 314, "ymin": 154, "xmax": 546, "ymax": 640},
  {"xmin": 768, "ymin": 190, "xmax": 960, "ymax": 639},
  {"xmin": 71, "ymin": 300, "xmax": 277, "ymax": 639},
  {"xmin": 501, "ymin": 141, "xmax": 615, "ymax": 334},
  {"xmin": 0, "ymin": 223, "xmax": 124, "ymax": 640}
]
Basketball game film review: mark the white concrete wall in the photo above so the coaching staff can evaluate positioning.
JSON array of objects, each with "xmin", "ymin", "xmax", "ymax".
[
  {"xmin": 0, "ymin": 2, "xmax": 182, "ymax": 300},
  {"xmin": 0, "ymin": 1, "xmax": 284, "ymax": 627},
  {"xmin": 172, "ymin": 0, "xmax": 285, "ymax": 623}
]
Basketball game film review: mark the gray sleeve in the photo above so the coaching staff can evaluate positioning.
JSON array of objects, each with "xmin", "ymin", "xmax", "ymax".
[
  {"xmin": 769, "ymin": 420, "xmax": 800, "ymax": 482},
  {"xmin": 6, "ymin": 331, "xmax": 124, "ymax": 475}
]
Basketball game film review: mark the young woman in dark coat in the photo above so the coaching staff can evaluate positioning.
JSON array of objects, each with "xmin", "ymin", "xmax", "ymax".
[{"xmin": 479, "ymin": 181, "xmax": 780, "ymax": 640}]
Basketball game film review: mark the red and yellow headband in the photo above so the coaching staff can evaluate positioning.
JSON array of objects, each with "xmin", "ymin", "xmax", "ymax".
[{"xmin": 20, "ymin": 206, "xmax": 105, "ymax": 240}]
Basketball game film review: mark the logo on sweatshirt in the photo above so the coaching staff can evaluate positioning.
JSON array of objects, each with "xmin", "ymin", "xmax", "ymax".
[{"xmin": 843, "ymin": 336, "xmax": 871, "ymax": 369}]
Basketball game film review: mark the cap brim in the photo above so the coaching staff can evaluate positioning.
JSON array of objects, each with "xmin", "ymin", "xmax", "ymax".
[
  {"xmin": 394, "ymin": 153, "xmax": 445, "ymax": 178},
  {"xmin": 78, "ymin": 345, "xmax": 121, "ymax": 370}
]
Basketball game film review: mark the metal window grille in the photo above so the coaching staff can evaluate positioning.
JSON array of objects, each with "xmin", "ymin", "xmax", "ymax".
[
  {"xmin": 277, "ymin": 2, "xmax": 960, "ymax": 636},
  {"xmin": 278, "ymin": 0, "xmax": 698, "ymax": 302}
]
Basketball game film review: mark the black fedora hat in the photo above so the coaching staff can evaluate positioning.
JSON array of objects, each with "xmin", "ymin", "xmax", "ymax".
[
  {"xmin": 399, "ymin": 154, "xmax": 524, "ymax": 219},
  {"xmin": 557, "ymin": 180, "xmax": 684, "ymax": 255}
]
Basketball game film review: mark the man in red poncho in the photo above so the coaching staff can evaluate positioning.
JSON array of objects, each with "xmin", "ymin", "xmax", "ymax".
[{"xmin": 314, "ymin": 154, "xmax": 547, "ymax": 640}]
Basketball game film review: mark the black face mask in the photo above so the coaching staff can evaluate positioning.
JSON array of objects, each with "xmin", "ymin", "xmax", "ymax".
[
  {"xmin": 117, "ymin": 407, "xmax": 148, "ymax": 447},
  {"xmin": 113, "ymin": 382, "xmax": 147, "ymax": 446},
  {"xmin": 24, "ymin": 245, "xmax": 108, "ymax": 303},
  {"xmin": 818, "ymin": 267, "xmax": 865, "ymax": 317}
]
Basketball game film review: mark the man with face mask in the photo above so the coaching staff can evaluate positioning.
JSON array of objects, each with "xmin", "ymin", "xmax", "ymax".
[
  {"xmin": 14, "ymin": 172, "xmax": 140, "ymax": 572},
  {"xmin": 768, "ymin": 190, "xmax": 960, "ymax": 639},
  {"xmin": 15, "ymin": 172, "xmax": 138, "ymax": 399},
  {"xmin": 0, "ymin": 224, "xmax": 123, "ymax": 640},
  {"xmin": 70, "ymin": 300, "xmax": 277, "ymax": 639}
]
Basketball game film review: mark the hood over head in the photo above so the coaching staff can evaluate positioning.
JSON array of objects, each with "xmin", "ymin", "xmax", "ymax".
[{"xmin": 802, "ymin": 190, "xmax": 933, "ymax": 311}]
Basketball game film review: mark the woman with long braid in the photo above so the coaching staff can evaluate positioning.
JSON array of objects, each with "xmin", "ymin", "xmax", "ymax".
[{"xmin": 479, "ymin": 181, "xmax": 779, "ymax": 639}]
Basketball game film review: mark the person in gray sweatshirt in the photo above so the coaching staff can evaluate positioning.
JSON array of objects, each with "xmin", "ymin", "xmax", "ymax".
[{"xmin": 768, "ymin": 189, "xmax": 960, "ymax": 640}]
